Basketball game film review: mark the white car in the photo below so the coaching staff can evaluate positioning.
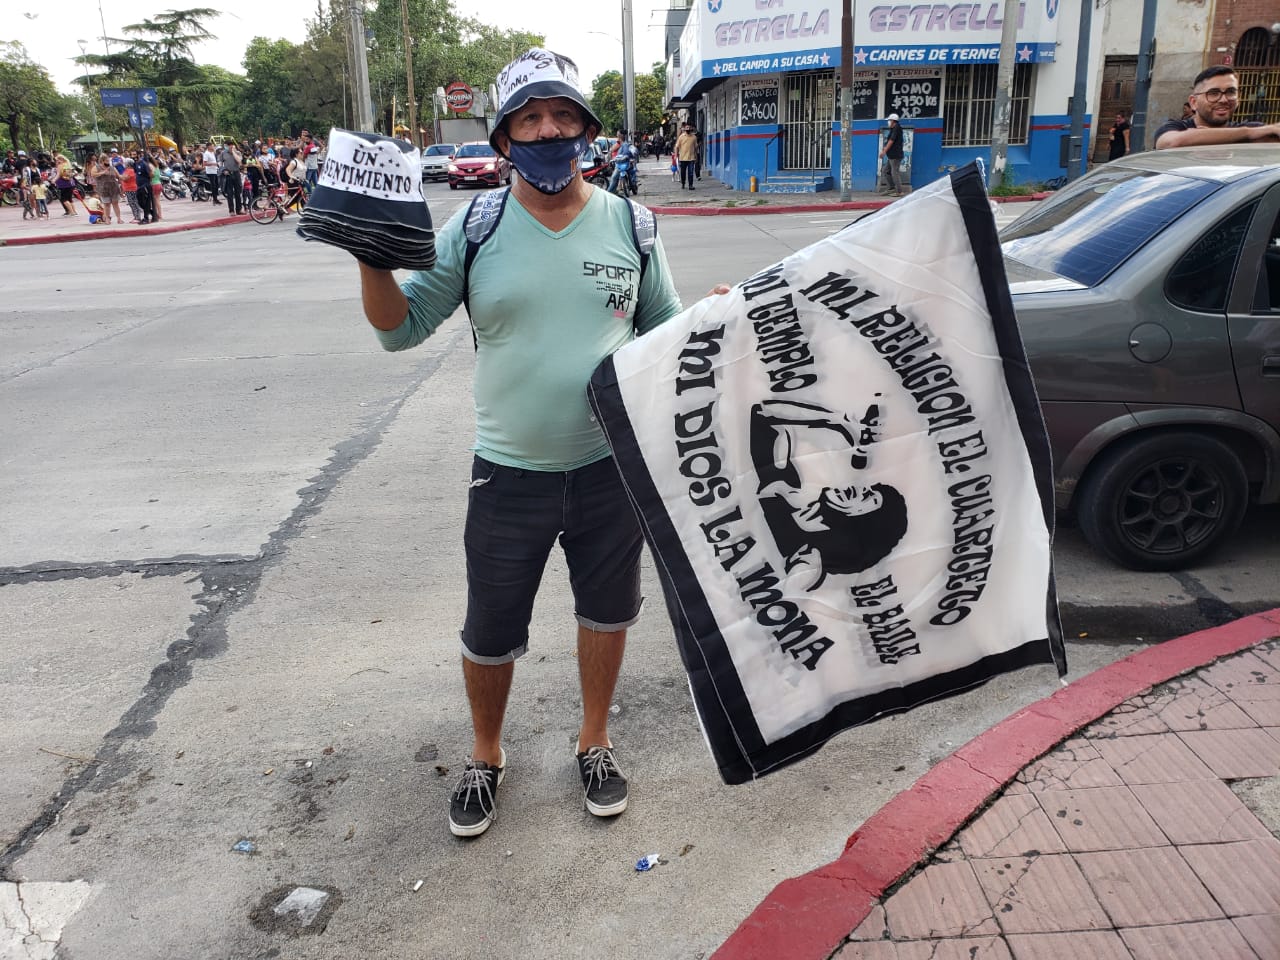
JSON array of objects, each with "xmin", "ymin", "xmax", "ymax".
[{"xmin": 421, "ymin": 143, "xmax": 458, "ymax": 182}]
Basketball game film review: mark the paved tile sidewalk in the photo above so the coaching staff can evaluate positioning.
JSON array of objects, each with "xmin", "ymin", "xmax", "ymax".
[{"xmin": 717, "ymin": 612, "xmax": 1280, "ymax": 960}]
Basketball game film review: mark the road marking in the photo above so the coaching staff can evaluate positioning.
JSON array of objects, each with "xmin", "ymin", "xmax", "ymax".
[{"xmin": 0, "ymin": 880, "xmax": 94, "ymax": 960}]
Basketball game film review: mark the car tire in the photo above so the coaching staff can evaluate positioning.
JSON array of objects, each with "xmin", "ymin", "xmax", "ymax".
[
  {"xmin": 449, "ymin": 182, "xmax": 458, "ymax": 190},
  {"xmin": 1076, "ymin": 432, "xmax": 1248, "ymax": 571}
]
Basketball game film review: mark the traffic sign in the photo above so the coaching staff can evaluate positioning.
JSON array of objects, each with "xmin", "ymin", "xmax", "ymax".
[
  {"xmin": 100, "ymin": 87, "xmax": 158, "ymax": 108},
  {"xmin": 444, "ymin": 82, "xmax": 474, "ymax": 113},
  {"xmin": 127, "ymin": 108, "xmax": 155, "ymax": 129}
]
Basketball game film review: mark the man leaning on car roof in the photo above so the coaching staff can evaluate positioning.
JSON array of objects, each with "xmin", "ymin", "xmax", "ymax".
[{"xmin": 1154, "ymin": 65, "xmax": 1280, "ymax": 149}]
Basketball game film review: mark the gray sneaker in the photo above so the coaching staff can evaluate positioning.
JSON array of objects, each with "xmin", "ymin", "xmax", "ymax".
[
  {"xmin": 448, "ymin": 747, "xmax": 506, "ymax": 838},
  {"xmin": 577, "ymin": 745, "xmax": 628, "ymax": 817}
]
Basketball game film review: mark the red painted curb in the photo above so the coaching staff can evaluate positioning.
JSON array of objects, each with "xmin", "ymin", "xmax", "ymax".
[
  {"xmin": 648, "ymin": 200, "xmax": 890, "ymax": 217},
  {"xmin": 713, "ymin": 609, "xmax": 1280, "ymax": 960},
  {"xmin": 0, "ymin": 213, "xmax": 251, "ymax": 247},
  {"xmin": 650, "ymin": 190, "xmax": 1039, "ymax": 217}
]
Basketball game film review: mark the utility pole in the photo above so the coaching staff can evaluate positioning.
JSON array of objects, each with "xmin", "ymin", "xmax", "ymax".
[
  {"xmin": 347, "ymin": 0, "xmax": 374, "ymax": 131},
  {"xmin": 77, "ymin": 40, "xmax": 103, "ymax": 155},
  {"xmin": 399, "ymin": 0, "xmax": 418, "ymax": 146},
  {"xmin": 839, "ymin": 0, "xmax": 852, "ymax": 200},
  {"xmin": 1066, "ymin": 0, "xmax": 1092, "ymax": 180},
  {"xmin": 1130, "ymin": 0, "xmax": 1158, "ymax": 151},
  {"xmin": 988, "ymin": 0, "xmax": 1019, "ymax": 187},
  {"xmin": 621, "ymin": 0, "xmax": 636, "ymax": 138}
]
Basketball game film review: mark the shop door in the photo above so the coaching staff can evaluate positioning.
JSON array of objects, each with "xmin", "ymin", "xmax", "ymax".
[
  {"xmin": 1093, "ymin": 56, "xmax": 1137, "ymax": 164},
  {"xmin": 782, "ymin": 72, "xmax": 835, "ymax": 170}
]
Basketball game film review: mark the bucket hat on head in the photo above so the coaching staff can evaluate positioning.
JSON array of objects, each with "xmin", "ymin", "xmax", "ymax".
[{"xmin": 489, "ymin": 48, "xmax": 603, "ymax": 152}]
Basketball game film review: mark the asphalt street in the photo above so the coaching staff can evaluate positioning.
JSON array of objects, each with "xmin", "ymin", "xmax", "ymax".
[{"xmin": 1, "ymin": 190, "xmax": 1278, "ymax": 960}]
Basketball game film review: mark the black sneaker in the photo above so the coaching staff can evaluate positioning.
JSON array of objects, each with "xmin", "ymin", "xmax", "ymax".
[
  {"xmin": 448, "ymin": 747, "xmax": 506, "ymax": 838},
  {"xmin": 577, "ymin": 745, "xmax": 628, "ymax": 817}
]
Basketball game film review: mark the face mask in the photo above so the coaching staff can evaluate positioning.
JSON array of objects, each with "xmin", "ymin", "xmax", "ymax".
[{"xmin": 504, "ymin": 134, "xmax": 588, "ymax": 194}]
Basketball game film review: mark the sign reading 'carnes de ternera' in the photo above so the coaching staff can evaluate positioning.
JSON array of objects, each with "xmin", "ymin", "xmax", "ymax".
[{"xmin": 588, "ymin": 162, "xmax": 1065, "ymax": 785}]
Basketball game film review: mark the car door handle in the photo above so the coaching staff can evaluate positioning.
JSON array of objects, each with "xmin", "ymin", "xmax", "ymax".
[{"xmin": 1264, "ymin": 357, "xmax": 1280, "ymax": 378}]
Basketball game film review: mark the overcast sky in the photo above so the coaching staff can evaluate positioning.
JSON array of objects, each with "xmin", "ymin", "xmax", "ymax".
[{"xmin": 13, "ymin": 0, "xmax": 669, "ymax": 99}]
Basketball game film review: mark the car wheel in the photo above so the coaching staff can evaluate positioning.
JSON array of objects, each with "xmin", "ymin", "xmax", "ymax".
[
  {"xmin": 1076, "ymin": 432, "xmax": 1248, "ymax": 571},
  {"xmin": 449, "ymin": 182, "xmax": 458, "ymax": 190}
]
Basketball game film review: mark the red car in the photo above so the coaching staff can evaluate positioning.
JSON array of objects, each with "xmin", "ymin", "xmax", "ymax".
[{"xmin": 447, "ymin": 142, "xmax": 511, "ymax": 190}]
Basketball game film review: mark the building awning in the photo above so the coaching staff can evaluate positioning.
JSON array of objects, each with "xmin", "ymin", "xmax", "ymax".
[{"xmin": 668, "ymin": 75, "xmax": 726, "ymax": 110}]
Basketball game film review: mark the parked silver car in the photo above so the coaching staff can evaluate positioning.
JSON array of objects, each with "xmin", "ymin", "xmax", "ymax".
[
  {"xmin": 421, "ymin": 143, "xmax": 458, "ymax": 182},
  {"xmin": 1001, "ymin": 145, "xmax": 1280, "ymax": 570}
]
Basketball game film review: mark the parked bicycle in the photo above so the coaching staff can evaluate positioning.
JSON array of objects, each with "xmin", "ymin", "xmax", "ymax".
[{"xmin": 248, "ymin": 180, "xmax": 307, "ymax": 224}]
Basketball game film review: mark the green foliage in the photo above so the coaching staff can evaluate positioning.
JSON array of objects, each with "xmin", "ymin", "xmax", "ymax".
[
  {"xmin": 988, "ymin": 165, "xmax": 1040, "ymax": 197},
  {"xmin": 77, "ymin": 7, "xmax": 240, "ymax": 149},
  {"xmin": 363, "ymin": 0, "xmax": 542, "ymax": 136},
  {"xmin": 0, "ymin": 42, "xmax": 65, "ymax": 152},
  {"xmin": 589, "ymin": 63, "xmax": 668, "ymax": 138}
]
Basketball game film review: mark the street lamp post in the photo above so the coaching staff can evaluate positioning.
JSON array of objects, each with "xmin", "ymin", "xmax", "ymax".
[
  {"xmin": 77, "ymin": 39, "xmax": 103, "ymax": 155},
  {"xmin": 621, "ymin": 0, "xmax": 636, "ymax": 139}
]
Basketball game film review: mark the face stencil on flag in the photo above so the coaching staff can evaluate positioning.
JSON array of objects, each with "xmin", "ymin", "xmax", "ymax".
[{"xmin": 588, "ymin": 161, "xmax": 1065, "ymax": 785}]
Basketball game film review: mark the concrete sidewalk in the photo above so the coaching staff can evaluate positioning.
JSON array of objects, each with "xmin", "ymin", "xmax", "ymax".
[
  {"xmin": 716, "ymin": 611, "xmax": 1280, "ymax": 960},
  {"xmin": 0, "ymin": 188, "xmax": 249, "ymax": 246}
]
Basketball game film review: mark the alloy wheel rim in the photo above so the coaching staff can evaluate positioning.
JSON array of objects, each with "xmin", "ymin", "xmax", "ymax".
[{"xmin": 1117, "ymin": 456, "xmax": 1225, "ymax": 555}]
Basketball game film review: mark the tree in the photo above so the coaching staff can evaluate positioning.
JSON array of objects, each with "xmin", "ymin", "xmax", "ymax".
[
  {"xmin": 590, "ymin": 71, "xmax": 624, "ymax": 135},
  {"xmin": 590, "ymin": 64, "xmax": 667, "ymax": 138},
  {"xmin": 79, "ymin": 8, "xmax": 239, "ymax": 150},
  {"xmin": 364, "ymin": 0, "xmax": 541, "ymax": 137},
  {"xmin": 0, "ymin": 42, "xmax": 61, "ymax": 151}
]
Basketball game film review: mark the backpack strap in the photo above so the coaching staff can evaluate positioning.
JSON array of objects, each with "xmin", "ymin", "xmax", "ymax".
[
  {"xmin": 624, "ymin": 197, "xmax": 657, "ymax": 293},
  {"xmin": 461, "ymin": 186, "xmax": 512, "ymax": 348}
]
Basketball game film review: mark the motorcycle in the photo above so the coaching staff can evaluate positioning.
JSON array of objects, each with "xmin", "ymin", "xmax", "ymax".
[
  {"xmin": 609, "ymin": 149, "xmax": 638, "ymax": 198},
  {"xmin": 160, "ymin": 167, "xmax": 190, "ymax": 200},
  {"xmin": 188, "ymin": 175, "xmax": 211, "ymax": 202},
  {"xmin": 0, "ymin": 174, "xmax": 18, "ymax": 206},
  {"xmin": 580, "ymin": 152, "xmax": 614, "ymax": 189}
]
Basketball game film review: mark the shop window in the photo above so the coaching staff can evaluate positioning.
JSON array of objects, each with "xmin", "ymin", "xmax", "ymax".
[{"xmin": 943, "ymin": 64, "xmax": 1032, "ymax": 147}]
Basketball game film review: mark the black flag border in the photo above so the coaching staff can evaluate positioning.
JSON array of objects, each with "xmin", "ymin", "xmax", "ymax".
[{"xmin": 589, "ymin": 161, "xmax": 1066, "ymax": 785}]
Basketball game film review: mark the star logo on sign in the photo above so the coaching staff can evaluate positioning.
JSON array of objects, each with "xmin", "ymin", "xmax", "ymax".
[
  {"xmin": 1017, "ymin": 45, "xmax": 1032, "ymax": 62},
  {"xmin": 854, "ymin": 48, "xmax": 868, "ymax": 65},
  {"xmin": 820, "ymin": 52, "xmax": 830, "ymax": 66},
  {"xmin": 713, "ymin": 62, "xmax": 722, "ymax": 74},
  {"xmin": 707, "ymin": 0, "xmax": 721, "ymax": 12}
]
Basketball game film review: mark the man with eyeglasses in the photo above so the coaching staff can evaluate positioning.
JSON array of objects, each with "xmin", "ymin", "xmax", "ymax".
[{"xmin": 1155, "ymin": 65, "xmax": 1280, "ymax": 149}]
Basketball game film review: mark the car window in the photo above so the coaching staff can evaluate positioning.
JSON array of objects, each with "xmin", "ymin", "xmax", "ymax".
[
  {"xmin": 425, "ymin": 145, "xmax": 452, "ymax": 156},
  {"xmin": 456, "ymin": 145, "xmax": 494, "ymax": 158},
  {"xmin": 1166, "ymin": 202, "xmax": 1257, "ymax": 313},
  {"xmin": 1256, "ymin": 211, "xmax": 1280, "ymax": 313},
  {"xmin": 1000, "ymin": 170, "xmax": 1219, "ymax": 287}
]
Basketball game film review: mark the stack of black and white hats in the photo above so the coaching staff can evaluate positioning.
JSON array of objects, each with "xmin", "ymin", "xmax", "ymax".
[{"xmin": 296, "ymin": 128, "xmax": 436, "ymax": 271}]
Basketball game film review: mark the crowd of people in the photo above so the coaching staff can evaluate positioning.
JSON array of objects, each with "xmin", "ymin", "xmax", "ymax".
[{"xmin": 1, "ymin": 130, "xmax": 325, "ymax": 226}]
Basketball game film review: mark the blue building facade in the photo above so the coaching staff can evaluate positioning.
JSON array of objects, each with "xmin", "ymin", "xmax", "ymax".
[{"xmin": 668, "ymin": 1, "xmax": 1100, "ymax": 193}]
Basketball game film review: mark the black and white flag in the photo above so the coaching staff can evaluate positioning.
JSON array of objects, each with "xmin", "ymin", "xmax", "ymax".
[{"xmin": 588, "ymin": 162, "xmax": 1066, "ymax": 785}]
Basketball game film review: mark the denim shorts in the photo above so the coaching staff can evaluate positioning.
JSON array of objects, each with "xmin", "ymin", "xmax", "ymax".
[{"xmin": 461, "ymin": 455, "xmax": 644, "ymax": 664}]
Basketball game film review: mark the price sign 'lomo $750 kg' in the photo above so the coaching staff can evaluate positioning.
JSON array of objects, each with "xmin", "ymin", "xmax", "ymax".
[
  {"xmin": 739, "ymin": 79, "xmax": 779, "ymax": 125},
  {"xmin": 884, "ymin": 75, "xmax": 940, "ymax": 120}
]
